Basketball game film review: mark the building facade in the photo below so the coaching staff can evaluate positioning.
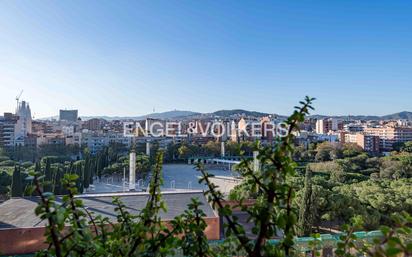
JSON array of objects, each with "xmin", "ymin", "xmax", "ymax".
[
  {"xmin": 59, "ymin": 110, "xmax": 78, "ymax": 122},
  {"xmin": 315, "ymin": 118, "xmax": 343, "ymax": 134},
  {"xmin": 344, "ymin": 133, "xmax": 380, "ymax": 152},
  {"xmin": 364, "ymin": 126, "xmax": 412, "ymax": 151},
  {"xmin": 0, "ymin": 113, "xmax": 18, "ymax": 148}
]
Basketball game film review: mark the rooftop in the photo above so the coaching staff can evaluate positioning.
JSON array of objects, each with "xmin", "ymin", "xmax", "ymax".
[{"xmin": 0, "ymin": 190, "xmax": 216, "ymax": 229}]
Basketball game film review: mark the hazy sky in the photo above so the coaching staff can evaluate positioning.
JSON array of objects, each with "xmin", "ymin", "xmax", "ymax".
[{"xmin": 1, "ymin": 1, "xmax": 411, "ymax": 118}]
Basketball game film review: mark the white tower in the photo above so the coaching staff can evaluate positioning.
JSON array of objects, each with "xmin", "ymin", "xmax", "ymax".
[
  {"xmin": 146, "ymin": 141, "xmax": 151, "ymax": 156},
  {"xmin": 15, "ymin": 101, "xmax": 32, "ymax": 140},
  {"xmin": 129, "ymin": 151, "xmax": 136, "ymax": 191}
]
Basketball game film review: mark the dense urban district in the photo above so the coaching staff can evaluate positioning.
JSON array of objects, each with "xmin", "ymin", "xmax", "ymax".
[{"xmin": 1, "ymin": 100, "xmax": 412, "ymax": 234}]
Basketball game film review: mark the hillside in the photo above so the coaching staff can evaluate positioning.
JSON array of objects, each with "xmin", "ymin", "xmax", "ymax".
[
  {"xmin": 309, "ymin": 111, "xmax": 412, "ymax": 121},
  {"xmin": 211, "ymin": 109, "xmax": 271, "ymax": 117},
  {"xmin": 381, "ymin": 111, "xmax": 412, "ymax": 120},
  {"xmin": 38, "ymin": 110, "xmax": 412, "ymax": 121}
]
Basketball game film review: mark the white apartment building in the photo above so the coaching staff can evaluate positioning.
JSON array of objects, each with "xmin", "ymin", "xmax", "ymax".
[{"xmin": 82, "ymin": 131, "xmax": 132, "ymax": 154}]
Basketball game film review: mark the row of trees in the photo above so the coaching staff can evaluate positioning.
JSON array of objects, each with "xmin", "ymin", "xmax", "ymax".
[
  {"xmin": 1, "ymin": 141, "xmax": 130, "ymax": 165},
  {"xmin": 99, "ymin": 153, "xmax": 150, "ymax": 178},
  {"xmin": 293, "ymin": 141, "xmax": 366, "ymax": 163},
  {"xmin": 6, "ymin": 144, "xmax": 82, "ymax": 163},
  {"xmin": 164, "ymin": 140, "xmax": 256, "ymax": 161},
  {"xmin": 311, "ymin": 153, "xmax": 412, "ymax": 182},
  {"xmin": 10, "ymin": 157, "xmax": 94, "ymax": 197},
  {"xmin": 8, "ymin": 146, "xmax": 115, "ymax": 197},
  {"xmin": 1, "ymin": 141, "xmax": 156, "ymax": 199},
  {"xmin": 6, "ymin": 143, "xmax": 154, "ymax": 198}
]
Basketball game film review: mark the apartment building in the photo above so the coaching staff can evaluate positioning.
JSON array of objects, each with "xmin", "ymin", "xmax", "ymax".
[
  {"xmin": 343, "ymin": 123, "xmax": 365, "ymax": 133},
  {"xmin": 0, "ymin": 113, "xmax": 18, "ymax": 148},
  {"xmin": 344, "ymin": 133, "xmax": 380, "ymax": 152},
  {"xmin": 261, "ymin": 116, "xmax": 275, "ymax": 142},
  {"xmin": 315, "ymin": 118, "xmax": 343, "ymax": 134},
  {"xmin": 65, "ymin": 132, "xmax": 82, "ymax": 146},
  {"xmin": 82, "ymin": 131, "xmax": 132, "ymax": 154},
  {"xmin": 59, "ymin": 109, "xmax": 78, "ymax": 122},
  {"xmin": 36, "ymin": 133, "xmax": 66, "ymax": 146},
  {"xmin": 82, "ymin": 118, "xmax": 106, "ymax": 131},
  {"xmin": 364, "ymin": 126, "xmax": 412, "ymax": 151},
  {"xmin": 32, "ymin": 121, "xmax": 54, "ymax": 134}
]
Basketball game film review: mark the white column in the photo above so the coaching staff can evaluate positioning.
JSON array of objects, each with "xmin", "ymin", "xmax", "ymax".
[
  {"xmin": 146, "ymin": 141, "xmax": 150, "ymax": 156},
  {"xmin": 253, "ymin": 151, "xmax": 260, "ymax": 172},
  {"xmin": 221, "ymin": 141, "xmax": 225, "ymax": 157},
  {"xmin": 129, "ymin": 151, "xmax": 136, "ymax": 191},
  {"xmin": 123, "ymin": 167, "xmax": 126, "ymax": 192}
]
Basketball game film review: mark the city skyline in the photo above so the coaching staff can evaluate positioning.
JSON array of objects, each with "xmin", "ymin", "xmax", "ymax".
[
  {"xmin": 1, "ymin": 1, "xmax": 412, "ymax": 117},
  {"xmin": 3, "ymin": 103, "xmax": 412, "ymax": 121}
]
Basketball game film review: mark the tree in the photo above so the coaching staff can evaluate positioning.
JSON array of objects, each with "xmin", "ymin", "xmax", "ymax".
[
  {"xmin": 342, "ymin": 143, "xmax": 364, "ymax": 158},
  {"xmin": 136, "ymin": 153, "xmax": 150, "ymax": 175},
  {"xmin": 392, "ymin": 142, "xmax": 405, "ymax": 152},
  {"xmin": 298, "ymin": 167, "xmax": 316, "ymax": 236},
  {"xmin": 400, "ymin": 141, "xmax": 412, "ymax": 153},
  {"xmin": 225, "ymin": 141, "xmax": 241, "ymax": 156},
  {"xmin": 239, "ymin": 141, "xmax": 254, "ymax": 156},
  {"xmin": 53, "ymin": 166, "xmax": 64, "ymax": 195},
  {"xmin": 0, "ymin": 147, "xmax": 7, "ymax": 157},
  {"xmin": 89, "ymin": 160, "xmax": 95, "ymax": 185},
  {"xmin": 0, "ymin": 160, "xmax": 15, "ymax": 166},
  {"xmin": 178, "ymin": 144, "xmax": 194, "ymax": 159},
  {"xmin": 315, "ymin": 143, "xmax": 332, "ymax": 161},
  {"xmin": 0, "ymin": 156, "xmax": 10, "ymax": 162},
  {"xmin": 293, "ymin": 144, "xmax": 310, "ymax": 162},
  {"xmin": 380, "ymin": 159, "xmax": 405, "ymax": 179},
  {"xmin": 11, "ymin": 165, "xmax": 22, "ymax": 197},
  {"xmin": 44, "ymin": 158, "xmax": 52, "ymax": 192},
  {"xmin": 315, "ymin": 142, "xmax": 344, "ymax": 161},
  {"xmin": 72, "ymin": 161, "xmax": 84, "ymax": 193},
  {"xmin": 96, "ymin": 153, "xmax": 104, "ymax": 179},
  {"xmin": 0, "ymin": 171, "xmax": 12, "ymax": 195},
  {"xmin": 165, "ymin": 142, "xmax": 180, "ymax": 161},
  {"xmin": 83, "ymin": 154, "xmax": 91, "ymax": 189},
  {"xmin": 203, "ymin": 141, "xmax": 220, "ymax": 156}
]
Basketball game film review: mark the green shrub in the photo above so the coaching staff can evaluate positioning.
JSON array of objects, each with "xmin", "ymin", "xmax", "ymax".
[
  {"xmin": 21, "ymin": 161, "xmax": 33, "ymax": 168},
  {"xmin": 0, "ymin": 156, "xmax": 10, "ymax": 162},
  {"xmin": 0, "ymin": 160, "xmax": 15, "ymax": 167}
]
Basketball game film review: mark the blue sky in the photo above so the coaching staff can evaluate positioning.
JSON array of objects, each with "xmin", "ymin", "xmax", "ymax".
[{"xmin": 0, "ymin": 1, "xmax": 411, "ymax": 118}]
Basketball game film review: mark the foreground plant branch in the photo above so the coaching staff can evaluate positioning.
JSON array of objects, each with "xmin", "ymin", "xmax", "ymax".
[{"xmin": 197, "ymin": 96, "xmax": 315, "ymax": 257}]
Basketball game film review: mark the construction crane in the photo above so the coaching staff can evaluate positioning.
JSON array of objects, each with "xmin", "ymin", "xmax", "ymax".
[{"xmin": 15, "ymin": 90, "xmax": 23, "ymax": 111}]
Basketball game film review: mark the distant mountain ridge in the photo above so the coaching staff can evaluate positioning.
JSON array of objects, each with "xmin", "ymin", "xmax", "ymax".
[
  {"xmin": 211, "ymin": 109, "xmax": 272, "ymax": 117},
  {"xmin": 38, "ymin": 110, "xmax": 412, "ymax": 121},
  {"xmin": 309, "ymin": 111, "xmax": 412, "ymax": 121},
  {"xmin": 381, "ymin": 111, "xmax": 412, "ymax": 120},
  {"xmin": 80, "ymin": 110, "xmax": 200, "ymax": 121}
]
